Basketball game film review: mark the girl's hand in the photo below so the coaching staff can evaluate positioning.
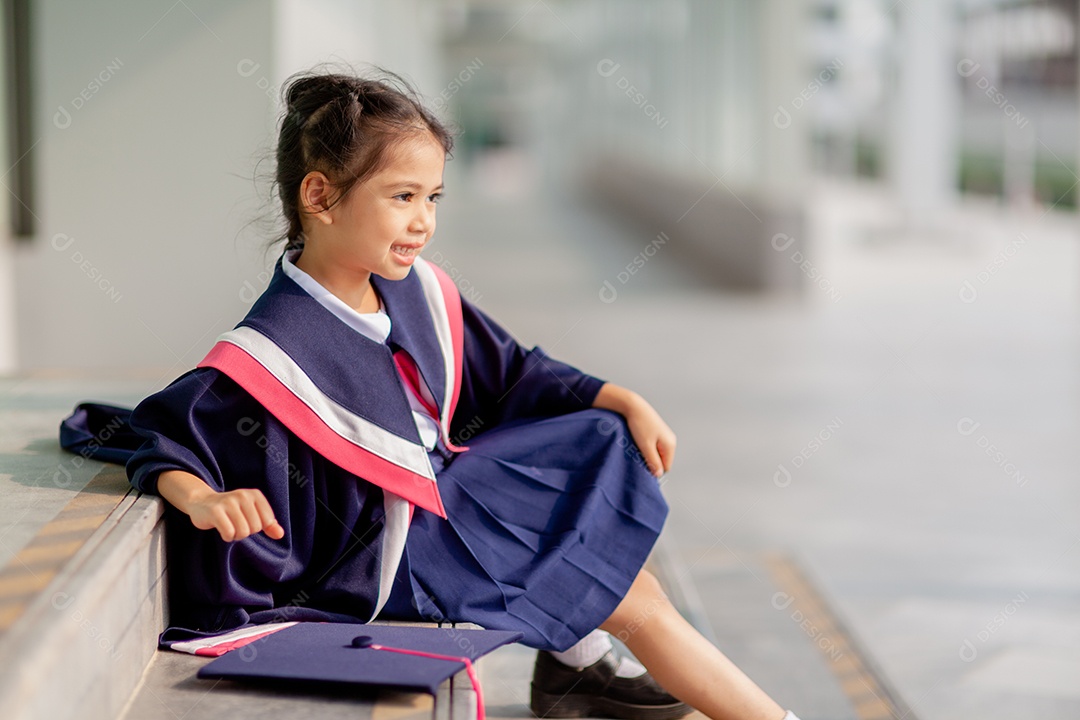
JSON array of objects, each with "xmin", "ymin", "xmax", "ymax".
[
  {"xmin": 624, "ymin": 396, "xmax": 677, "ymax": 480},
  {"xmin": 187, "ymin": 488, "xmax": 286, "ymax": 542},
  {"xmin": 158, "ymin": 471, "xmax": 285, "ymax": 543},
  {"xmin": 593, "ymin": 383, "xmax": 677, "ymax": 480}
]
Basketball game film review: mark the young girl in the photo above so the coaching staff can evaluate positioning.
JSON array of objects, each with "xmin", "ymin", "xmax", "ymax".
[{"xmin": 123, "ymin": 70, "xmax": 801, "ymax": 720}]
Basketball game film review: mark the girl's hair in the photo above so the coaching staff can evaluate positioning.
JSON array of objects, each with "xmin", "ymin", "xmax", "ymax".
[{"xmin": 273, "ymin": 68, "xmax": 454, "ymax": 249}]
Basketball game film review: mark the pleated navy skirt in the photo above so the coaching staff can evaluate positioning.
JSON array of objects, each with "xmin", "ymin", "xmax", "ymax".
[{"xmin": 378, "ymin": 407, "xmax": 669, "ymax": 651}]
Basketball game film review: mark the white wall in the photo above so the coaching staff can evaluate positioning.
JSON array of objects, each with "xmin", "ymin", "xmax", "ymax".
[
  {"xmin": 17, "ymin": 0, "xmax": 275, "ymax": 373},
  {"xmin": 13, "ymin": 0, "xmax": 445, "ymax": 374},
  {"xmin": 273, "ymin": 0, "xmax": 444, "ymax": 100}
]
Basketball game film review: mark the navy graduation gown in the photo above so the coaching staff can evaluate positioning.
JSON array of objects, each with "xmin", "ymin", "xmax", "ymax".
[{"xmin": 125, "ymin": 253, "xmax": 668, "ymax": 649}]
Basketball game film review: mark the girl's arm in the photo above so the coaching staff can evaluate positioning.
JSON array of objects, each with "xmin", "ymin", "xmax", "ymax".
[
  {"xmin": 158, "ymin": 469, "xmax": 285, "ymax": 543},
  {"xmin": 593, "ymin": 382, "xmax": 677, "ymax": 480},
  {"xmin": 454, "ymin": 296, "xmax": 675, "ymax": 479},
  {"xmin": 455, "ymin": 300, "xmax": 606, "ymax": 428},
  {"xmin": 127, "ymin": 368, "xmax": 285, "ymax": 543}
]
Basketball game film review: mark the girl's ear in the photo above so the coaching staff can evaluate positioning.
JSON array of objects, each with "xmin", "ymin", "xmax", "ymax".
[{"xmin": 299, "ymin": 171, "xmax": 336, "ymax": 226}]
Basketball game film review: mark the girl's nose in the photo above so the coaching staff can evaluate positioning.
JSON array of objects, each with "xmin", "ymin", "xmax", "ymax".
[{"xmin": 410, "ymin": 203, "xmax": 435, "ymax": 234}]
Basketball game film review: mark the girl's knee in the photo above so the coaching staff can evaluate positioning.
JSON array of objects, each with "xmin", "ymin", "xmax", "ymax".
[
  {"xmin": 590, "ymin": 408, "xmax": 630, "ymax": 438},
  {"xmin": 631, "ymin": 568, "xmax": 665, "ymax": 598}
]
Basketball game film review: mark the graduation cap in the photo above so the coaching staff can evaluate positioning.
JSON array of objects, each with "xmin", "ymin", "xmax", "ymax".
[{"xmin": 197, "ymin": 622, "xmax": 523, "ymax": 720}]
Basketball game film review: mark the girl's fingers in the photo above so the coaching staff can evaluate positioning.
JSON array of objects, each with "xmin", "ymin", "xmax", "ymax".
[
  {"xmin": 642, "ymin": 442, "xmax": 664, "ymax": 479},
  {"xmin": 229, "ymin": 505, "xmax": 252, "ymax": 541},
  {"xmin": 657, "ymin": 435, "xmax": 676, "ymax": 474},
  {"xmin": 252, "ymin": 492, "xmax": 285, "ymax": 540},
  {"xmin": 252, "ymin": 491, "xmax": 275, "ymax": 526},
  {"xmin": 238, "ymin": 495, "xmax": 265, "ymax": 540},
  {"xmin": 197, "ymin": 490, "xmax": 285, "ymax": 542},
  {"xmin": 211, "ymin": 508, "xmax": 236, "ymax": 543}
]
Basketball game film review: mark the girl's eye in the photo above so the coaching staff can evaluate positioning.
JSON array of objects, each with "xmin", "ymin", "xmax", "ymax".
[{"xmin": 393, "ymin": 191, "xmax": 441, "ymax": 203}]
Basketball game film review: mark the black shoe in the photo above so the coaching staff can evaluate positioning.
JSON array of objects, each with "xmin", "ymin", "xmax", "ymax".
[{"xmin": 530, "ymin": 648, "xmax": 694, "ymax": 720}]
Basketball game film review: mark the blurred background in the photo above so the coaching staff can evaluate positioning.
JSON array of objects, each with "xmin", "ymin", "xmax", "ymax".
[{"xmin": 0, "ymin": 1, "xmax": 1077, "ymax": 718}]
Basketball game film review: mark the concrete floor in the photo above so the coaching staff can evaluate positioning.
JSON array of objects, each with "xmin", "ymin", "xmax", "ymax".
[
  {"xmin": 429, "ymin": 167, "xmax": 1080, "ymax": 720},
  {"xmin": 0, "ymin": 375, "xmax": 151, "ymax": 570},
  {"xmin": 3, "ymin": 167, "xmax": 1077, "ymax": 719}
]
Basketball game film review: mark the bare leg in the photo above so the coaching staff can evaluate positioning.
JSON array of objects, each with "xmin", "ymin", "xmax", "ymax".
[{"xmin": 600, "ymin": 569, "xmax": 787, "ymax": 720}]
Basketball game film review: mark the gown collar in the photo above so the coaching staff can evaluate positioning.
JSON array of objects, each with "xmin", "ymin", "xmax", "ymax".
[{"xmin": 269, "ymin": 248, "xmax": 450, "ymax": 421}]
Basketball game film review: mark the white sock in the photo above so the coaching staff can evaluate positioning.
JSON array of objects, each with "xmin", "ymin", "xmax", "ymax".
[
  {"xmin": 549, "ymin": 629, "xmax": 611, "ymax": 668},
  {"xmin": 613, "ymin": 653, "xmax": 647, "ymax": 678},
  {"xmin": 549, "ymin": 630, "xmax": 646, "ymax": 678}
]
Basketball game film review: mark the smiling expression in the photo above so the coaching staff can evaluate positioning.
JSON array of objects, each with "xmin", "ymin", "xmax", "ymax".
[{"xmin": 304, "ymin": 131, "xmax": 446, "ymax": 284}]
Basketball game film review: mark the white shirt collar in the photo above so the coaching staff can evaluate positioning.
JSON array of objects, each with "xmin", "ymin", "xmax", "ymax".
[{"xmin": 281, "ymin": 247, "xmax": 392, "ymax": 344}]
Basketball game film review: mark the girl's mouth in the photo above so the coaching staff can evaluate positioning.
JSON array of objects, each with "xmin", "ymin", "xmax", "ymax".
[{"xmin": 391, "ymin": 244, "xmax": 422, "ymax": 263}]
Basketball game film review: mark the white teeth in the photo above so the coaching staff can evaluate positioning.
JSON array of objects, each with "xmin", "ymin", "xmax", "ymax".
[{"xmin": 392, "ymin": 245, "xmax": 419, "ymax": 256}]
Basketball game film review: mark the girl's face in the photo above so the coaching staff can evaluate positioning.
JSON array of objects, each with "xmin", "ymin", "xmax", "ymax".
[{"xmin": 316, "ymin": 132, "xmax": 445, "ymax": 282}]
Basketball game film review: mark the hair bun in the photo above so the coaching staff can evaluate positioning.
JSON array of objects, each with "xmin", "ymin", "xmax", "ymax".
[{"xmin": 284, "ymin": 75, "xmax": 350, "ymax": 111}]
